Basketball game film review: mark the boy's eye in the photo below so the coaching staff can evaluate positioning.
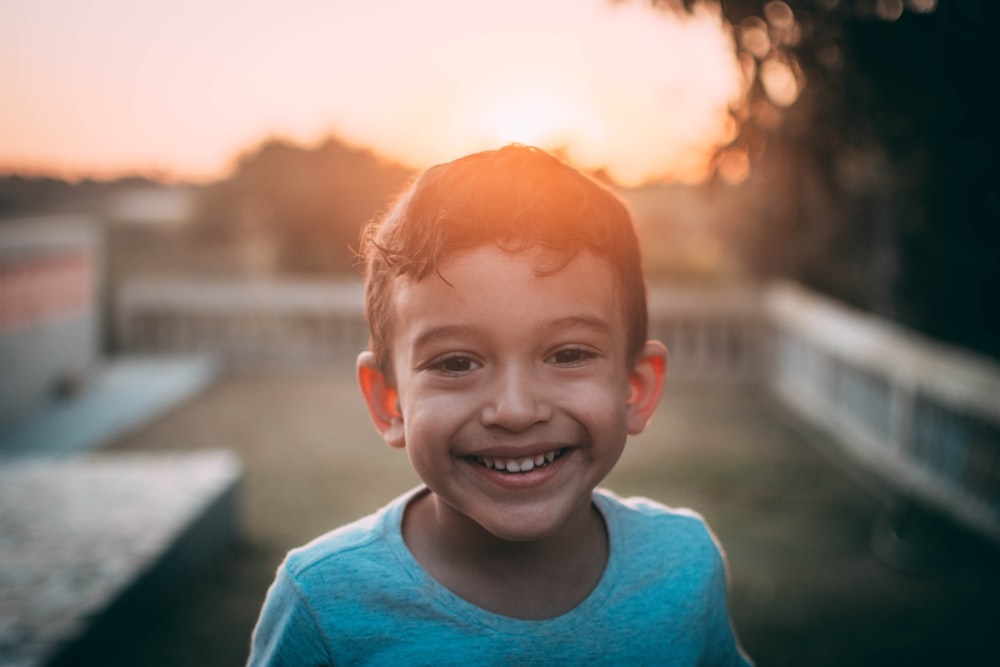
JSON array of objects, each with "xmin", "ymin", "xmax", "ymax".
[
  {"xmin": 550, "ymin": 348, "xmax": 595, "ymax": 365},
  {"xmin": 433, "ymin": 356, "xmax": 480, "ymax": 373}
]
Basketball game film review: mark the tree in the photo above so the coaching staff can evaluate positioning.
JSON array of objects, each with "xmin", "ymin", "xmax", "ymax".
[
  {"xmin": 194, "ymin": 137, "xmax": 411, "ymax": 276},
  {"xmin": 669, "ymin": 0, "xmax": 1000, "ymax": 359}
]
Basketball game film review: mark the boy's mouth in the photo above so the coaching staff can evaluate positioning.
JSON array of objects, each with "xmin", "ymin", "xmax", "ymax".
[{"xmin": 472, "ymin": 448, "xmax": 565, "ymax": 473}]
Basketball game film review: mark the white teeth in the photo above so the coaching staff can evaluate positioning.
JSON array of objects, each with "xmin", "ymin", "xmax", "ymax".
[{"xmin": 477, "ymin": 449, "xmax": 560, "ymax": 472}]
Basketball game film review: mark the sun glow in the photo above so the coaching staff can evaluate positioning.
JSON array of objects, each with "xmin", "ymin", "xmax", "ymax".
[
  {"xmin": 478, "ymin": 89, "xmax": 580, "ymax": 148},
  {"xmin": 0, "ymin": 0, "xmax": 749, "ymax": 186}
]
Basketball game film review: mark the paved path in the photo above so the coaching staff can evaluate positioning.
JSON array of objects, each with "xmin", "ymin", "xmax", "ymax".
[
  {"xmin": 0, "ymin": 356, "xmax": 239, "ymax": 667},
  {"xmin": 2, "ymin": 366, "xmax": 997, "ymax": 666},
  {"xmin": 0, "ymin": 357, "xmax": 218, "ymax": 460},
  {"xmin": 95, "ymin": 373, "xmax": 1000, "ymax": 666},
  {"xmin": 0, "ymin": 451, "xmax": 241, "ymax": 667}
]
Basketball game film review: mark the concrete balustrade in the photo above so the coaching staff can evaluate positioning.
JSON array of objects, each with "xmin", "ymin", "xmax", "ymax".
[
  {"xmin": 114, "ymin": 277, "xmax": 1000, "ymax": 544},
  {"xmin": 764, "ymin": 281, "xmax": 1000, "ymax": 545},
  {"xmin": 648, "ymin": 284, "xmax": 762, "ymax": 382},
  {"xmin": 116, "ymin": 280, "xmax": 369, "ymax": 367},
  {"xmin": 116, "ymin": 279, "xmax": 764, "ymax": 379}
]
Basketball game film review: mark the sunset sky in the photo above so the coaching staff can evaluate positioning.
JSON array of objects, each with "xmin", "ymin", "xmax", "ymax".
[{"xmin": 1, "ymin": 0, "xmax": 750, "ymax": 186}]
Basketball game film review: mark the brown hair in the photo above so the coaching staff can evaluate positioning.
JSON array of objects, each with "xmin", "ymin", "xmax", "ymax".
[{"xmin": 359, "ymin": 144, "xmax": 648, "ymax": 377}]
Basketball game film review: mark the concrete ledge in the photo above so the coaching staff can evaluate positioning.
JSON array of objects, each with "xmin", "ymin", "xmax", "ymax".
[
  {"xmin": 0, "ymin": 356, "xmax": 219, "ymax": 459},
  {"xmin": 0, "ymin": 450, "xmax": 241, "ymax": 667}
]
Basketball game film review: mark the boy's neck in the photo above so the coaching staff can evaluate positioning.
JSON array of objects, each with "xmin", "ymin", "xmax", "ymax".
[{"xmin": 402, "ymin": 489, "xmax": 609, "ymax": 620}]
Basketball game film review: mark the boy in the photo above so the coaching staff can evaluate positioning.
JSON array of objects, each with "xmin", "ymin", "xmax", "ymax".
[{"xmin": 248, "ymin": 145, "xmax": 752, "ymax": 665}]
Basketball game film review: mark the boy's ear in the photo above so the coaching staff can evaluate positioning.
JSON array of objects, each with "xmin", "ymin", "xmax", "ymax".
[
  {"xmin": 356, "ymin": 351, "xmax": 406, "ymax": 449},
  {"xmin": 626, "ymin": 340, "xmax": 668, "ymax": 435}
]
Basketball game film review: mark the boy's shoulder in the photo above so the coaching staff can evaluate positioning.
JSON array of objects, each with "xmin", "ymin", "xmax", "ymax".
[
  {"xmin": 594, "ymin": 488, "xmax": 724, "ymax": 565},
  {"xmin": 281, "ymin": 488, "xmax": 416, "ymax": 581},
  {"xmin": 595, "ymin": 487, "xmax": 710, "ymax": 528}
]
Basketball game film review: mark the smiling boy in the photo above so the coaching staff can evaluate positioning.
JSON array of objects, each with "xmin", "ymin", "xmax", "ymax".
[{"xmin": 248, "ymin": 145, "xmax": 752, "ymax": 665}]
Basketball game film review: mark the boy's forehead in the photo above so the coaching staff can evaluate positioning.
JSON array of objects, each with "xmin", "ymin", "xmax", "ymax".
[
  {"xmin": 438, "ymin": 244, "xmax": 574, "ymax": 276},
  {"xmin": 389, "ymin": 245, "xmax": 625, "ymax": 326},
  {"xmin": 398, "ymin": 244, "xmax": 611, "ymax": 289}
]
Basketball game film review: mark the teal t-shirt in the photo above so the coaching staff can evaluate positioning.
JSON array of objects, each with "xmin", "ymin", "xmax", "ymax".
[{"xmin": 248, "ymin": 487, "xmax": 752, "ymax": 666}]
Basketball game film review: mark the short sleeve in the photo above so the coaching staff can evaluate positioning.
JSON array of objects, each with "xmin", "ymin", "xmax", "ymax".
[{"xmin": 247, "ymin": 563, "xmax": 334, "ymax": 667}]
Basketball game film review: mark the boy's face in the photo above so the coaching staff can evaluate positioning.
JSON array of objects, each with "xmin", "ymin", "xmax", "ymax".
[{"xmin": 358, "ymin": 245, "xmax": 665, "ymax": 543}]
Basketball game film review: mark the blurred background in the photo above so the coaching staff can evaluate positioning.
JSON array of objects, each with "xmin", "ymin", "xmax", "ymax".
[{"xmin": 1, "ymin": 1, "xmax": 998, "ymax": 665}]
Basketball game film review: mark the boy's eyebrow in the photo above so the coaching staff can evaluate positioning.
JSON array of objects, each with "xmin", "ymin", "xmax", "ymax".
[
  {"xmin": 410, "ymin": 324, "xmax": 480, "ymax": 350},
  {"xmin": 541, "ymin": 315, "xmax": 614, "ymax": 336},
  {"xmin": 410, "ymin": 316, "xmax": 612, "ymax": 349}
]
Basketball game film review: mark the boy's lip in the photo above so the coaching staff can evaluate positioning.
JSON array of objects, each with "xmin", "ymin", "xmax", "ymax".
[
  {"xmin": 466, "ymin": 448, "xmax": 575, "ymax": 491},
  {"xmin": 469, "ymin": 447, "xmax": 564, "ymax": 473},
  {"xmin": 459, "ymin": 446, "xmax": 574, "ymax": 484},
  {"xmin": 463, "ymin": 443, "xmax": 570, "ymax": 459}
]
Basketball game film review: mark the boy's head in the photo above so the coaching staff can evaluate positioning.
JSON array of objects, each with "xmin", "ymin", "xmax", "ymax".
[
  {"xmin": 359, "ymin": 144, "xmax": 648, "ymax": 379},
  {"xmin": 355, "ymin": 145, "xmax": 667, "ymax": 544}
]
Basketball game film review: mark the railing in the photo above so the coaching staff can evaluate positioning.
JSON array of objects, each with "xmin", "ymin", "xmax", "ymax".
[
  {"xmin": 647, "ymin": 285, "xmax": 762, "ymax": 382},
  {"xmin": 116, "ymin": 280, "xmax": 762, "ymax": 379},
  {"xmin": 764, "ymin": 281, "xmax": 1000, "ymax": 545},
  {"xmin": 114, "ymin": 277, "xmax": 1000, "ymax": 544},
  {"xmin": 116, "ymin": 280, "xmax": 369, "ymax": 368}
]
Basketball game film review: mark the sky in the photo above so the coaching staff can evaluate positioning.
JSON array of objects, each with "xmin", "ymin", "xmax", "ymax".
[{"xmin": 0, "ymin": 0, "xmax": 749, "ymax": 186}]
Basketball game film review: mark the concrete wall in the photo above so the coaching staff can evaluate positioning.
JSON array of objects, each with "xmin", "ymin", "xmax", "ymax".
[{"xmin": 0, "ymin": 216, "xmax": 100, "ymax": 422}]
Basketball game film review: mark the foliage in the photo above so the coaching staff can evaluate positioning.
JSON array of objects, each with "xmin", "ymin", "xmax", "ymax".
[
  {"xmin": 0, "ymin": 174, "xmax": 162, "ymax": 218},
  {"xmin": 655, "ymin": 0, "xmax": 1000, "ymax": 359},
  {"xmin": 193, "ymin": 137, "xmax": 412, "ymax": 276}
]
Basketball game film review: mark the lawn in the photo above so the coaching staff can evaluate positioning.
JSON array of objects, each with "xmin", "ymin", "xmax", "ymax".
[{"xmin": 65, "ymin": 365, "xmax": 1000, "ymax": 666}]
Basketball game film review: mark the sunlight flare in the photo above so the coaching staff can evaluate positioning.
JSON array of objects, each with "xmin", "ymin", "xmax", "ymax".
[{"xmin": 0, "ymin": 0, "xmax": 749, "ymax": 186}]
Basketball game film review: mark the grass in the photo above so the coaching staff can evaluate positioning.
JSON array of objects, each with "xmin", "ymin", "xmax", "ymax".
[{"xmin": 69, "ymin": 364, "xmax": 1000, "ymax": 666}]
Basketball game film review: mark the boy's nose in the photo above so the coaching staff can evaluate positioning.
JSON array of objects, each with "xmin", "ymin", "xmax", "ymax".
[{"xmin": 479, "ymin": 365, "xmax": 552, "ymax": 432}]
